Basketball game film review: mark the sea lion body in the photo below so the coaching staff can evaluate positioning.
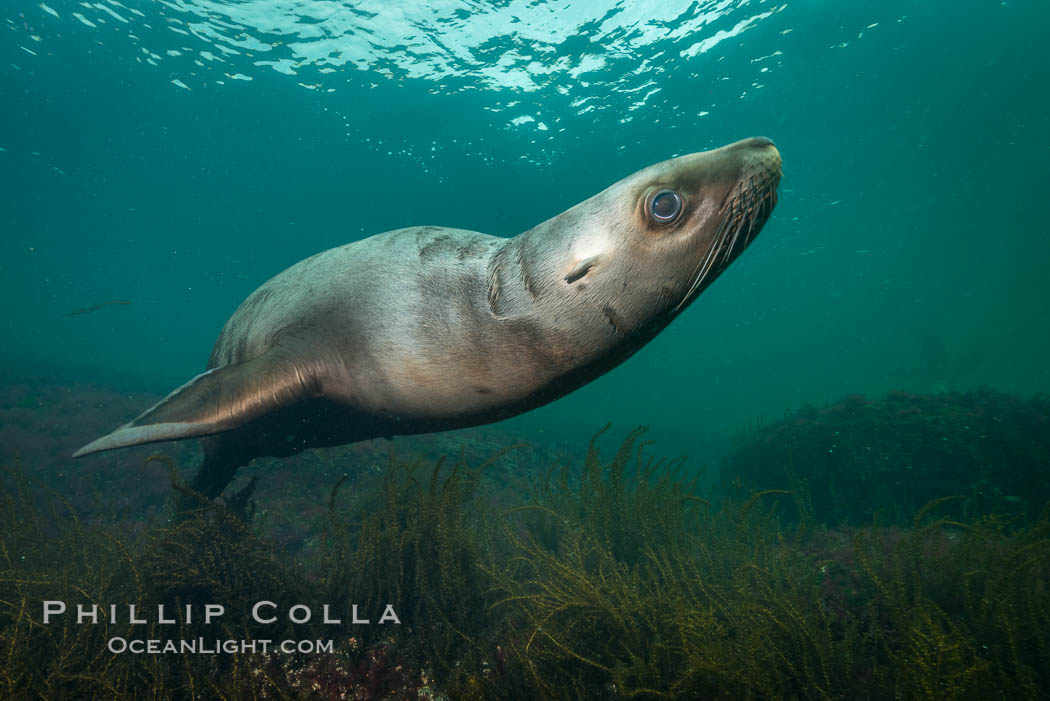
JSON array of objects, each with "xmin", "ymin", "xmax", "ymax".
[
  {"xmin": 215, "ymin": 228, "xmax": 570, "ymax": 424},
  {"xmin": 75, "ymin": 137, "xmax": 781, "ymax": 499}
]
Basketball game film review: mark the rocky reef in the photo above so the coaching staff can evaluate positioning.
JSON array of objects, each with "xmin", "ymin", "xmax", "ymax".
[{"xmin": 720, "ymin": 388, "xmax": 1050, "ymax": 525}]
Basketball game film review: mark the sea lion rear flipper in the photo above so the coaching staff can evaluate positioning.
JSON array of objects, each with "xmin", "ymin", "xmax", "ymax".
[{"xmin": 72, "ymin": 344, "xmax": 321, "ymax": 458}]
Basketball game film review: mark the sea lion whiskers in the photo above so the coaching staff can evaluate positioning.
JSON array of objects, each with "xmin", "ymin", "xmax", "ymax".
[
  {"xmin": 736, "ymin": 176, "xmax": 770, "ymax": 256},
  {"xmin": 723, "ymin": 189, "xmax": 751, "ymax": 269},
  {"xmin": 674, "ymin": 170, "xmax": 777, "ymax": 312},
  {"xmin": 724, "ymin": 171, "xmax": 779, "ymax": 261},
  {"xmin": 750, "ymin": 174, "xmax": 779, "ymax": 246},
  {"xmin": 675, "ymin": 192, "xmax": 739, "ymax": 312},
  {"xmin": 675, "ymin": 214, "xmax": 729, "ymax": 311}
]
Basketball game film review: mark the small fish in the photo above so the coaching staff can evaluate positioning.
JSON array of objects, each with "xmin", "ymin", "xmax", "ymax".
[{"xmin": 66, "ymin": 300, "xmax": 131, "ymax": 317}]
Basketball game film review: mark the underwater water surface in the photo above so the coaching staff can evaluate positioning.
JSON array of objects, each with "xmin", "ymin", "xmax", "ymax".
[{"xmin": 1, "ymin": 0, "xmax": 1049, "ymax": 699}]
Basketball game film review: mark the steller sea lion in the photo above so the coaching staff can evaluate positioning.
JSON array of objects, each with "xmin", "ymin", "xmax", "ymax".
[{"xmin": 74, "ymin": 137, "xmax": 782, "ymax": 503}]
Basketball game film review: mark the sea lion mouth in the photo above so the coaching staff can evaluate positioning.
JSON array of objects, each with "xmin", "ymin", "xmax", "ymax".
[{"xmin": 674, "ymin": 161, "xmax": 781, "ymax": 311}]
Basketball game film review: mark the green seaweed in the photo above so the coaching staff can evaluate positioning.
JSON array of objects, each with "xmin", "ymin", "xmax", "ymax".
[
  {"xmin": 481, "ymin": 429, "xmax": 845, "ymax": 699},
  {"xmin": 478, "ymin": 430, "xmax": 1050, "ymax": 699},
  {"xmin": 320, "ymin": 450, "xmax": 500, "ymax": 675},
  {"xmin": 1, "ymin": 425, "xmax": 1049, "ymax": 699}
]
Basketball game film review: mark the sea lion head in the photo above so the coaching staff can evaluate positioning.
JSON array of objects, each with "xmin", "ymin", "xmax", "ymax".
[{"xmin": 550, "ymin": 137, "xmax": 781, "ymax": 335}]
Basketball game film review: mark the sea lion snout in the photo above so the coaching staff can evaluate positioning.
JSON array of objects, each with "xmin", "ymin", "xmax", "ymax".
[
  {"xmin": 725, "ymin": 136, "xmax": 782, "ymax": 181},
  {"xmin": 653, "ymin": 137, "xmax": 780, "ymax": 206}
]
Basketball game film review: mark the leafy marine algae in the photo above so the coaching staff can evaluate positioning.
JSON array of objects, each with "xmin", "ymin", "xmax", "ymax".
[
  {"xmin": 478, "ymin": 430, "xmax": 1050, "ymax": 700},
  {"xmin": 0, "ymin": 460, "xmax": 155, "ymax": 699},
  {"xmin": 480, "ymin": 428, "xmax": 848, "ymax": 699},
  {"xmin": 0, "ymin": 449, "xmax": 491, "ymax": 700},
  {"xmin": 0, "ymin": 457, "xmax": 312, "ymax": 700},
  {"xmin": 841, "ymin": 503, "xmax": 1050, "ymax": 699},
  {"xmin": 320, "ymin": 450, "xmax": 500, "ymax": 676},
  {"xmin": 1, "ymin": 431, "xmax": 1049, "ymax": 700}
]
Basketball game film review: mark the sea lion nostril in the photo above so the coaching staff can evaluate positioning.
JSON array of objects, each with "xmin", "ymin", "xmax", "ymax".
[{"xmin": 747, "ymin": 136, "xmax": 776, "ymax": 148}]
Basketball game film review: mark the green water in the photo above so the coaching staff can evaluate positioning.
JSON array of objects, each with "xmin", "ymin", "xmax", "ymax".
[{"xmin": 1, "ymin": 0, "xmax": 1047, "ymax": 461}]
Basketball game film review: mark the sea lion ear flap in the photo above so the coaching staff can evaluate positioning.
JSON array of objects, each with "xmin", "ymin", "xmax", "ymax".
[
  {"xmin": 72, "ymin": 343, "xmax": 320, "ymax": 458},
  {"xmin": 564, "ymin": 255, "xmax": 600, "ymax": 284}
]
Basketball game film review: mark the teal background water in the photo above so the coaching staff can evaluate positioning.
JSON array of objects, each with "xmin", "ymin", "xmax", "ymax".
[{"xmin": 2, "ymin": 0, "xmax": 1047, "ymax": 463}]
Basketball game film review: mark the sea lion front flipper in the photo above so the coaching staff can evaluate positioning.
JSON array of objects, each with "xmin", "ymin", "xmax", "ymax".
[{"xmin": 72, "ymin": 344, "xmax": 321, "ymax": 458}]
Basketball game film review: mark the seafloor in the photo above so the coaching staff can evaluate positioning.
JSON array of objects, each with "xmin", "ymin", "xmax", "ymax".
[{"xmin": 1, "ymin": 381, "xmax": 1048, "ymax": 700}]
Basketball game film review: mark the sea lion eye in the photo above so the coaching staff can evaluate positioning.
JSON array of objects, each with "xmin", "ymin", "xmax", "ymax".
[{"xmin": 649, "ymin": 190, "xmax": 683, "ymax": 224}]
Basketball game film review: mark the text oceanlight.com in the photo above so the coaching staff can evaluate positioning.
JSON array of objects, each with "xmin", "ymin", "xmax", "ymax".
[{"xmin": 108, "ymin": 638, "xmax": 336, "ymax": 654}]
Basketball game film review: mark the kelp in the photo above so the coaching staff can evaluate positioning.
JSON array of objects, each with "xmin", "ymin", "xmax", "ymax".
[
  {"xmin": 481, "ymin": 429, "xmax": 843, "ymax": 699},
  {"xmin": 320, "ymin": 450, "xmax": 503, "ymax": 675},
  {"xmin": 0, "ymin": 428, "xmax": 1048, "ymax": 699},
  {"xmin": 479, "ymin": 430, "xmax": 1050, "ymax": 699}
]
